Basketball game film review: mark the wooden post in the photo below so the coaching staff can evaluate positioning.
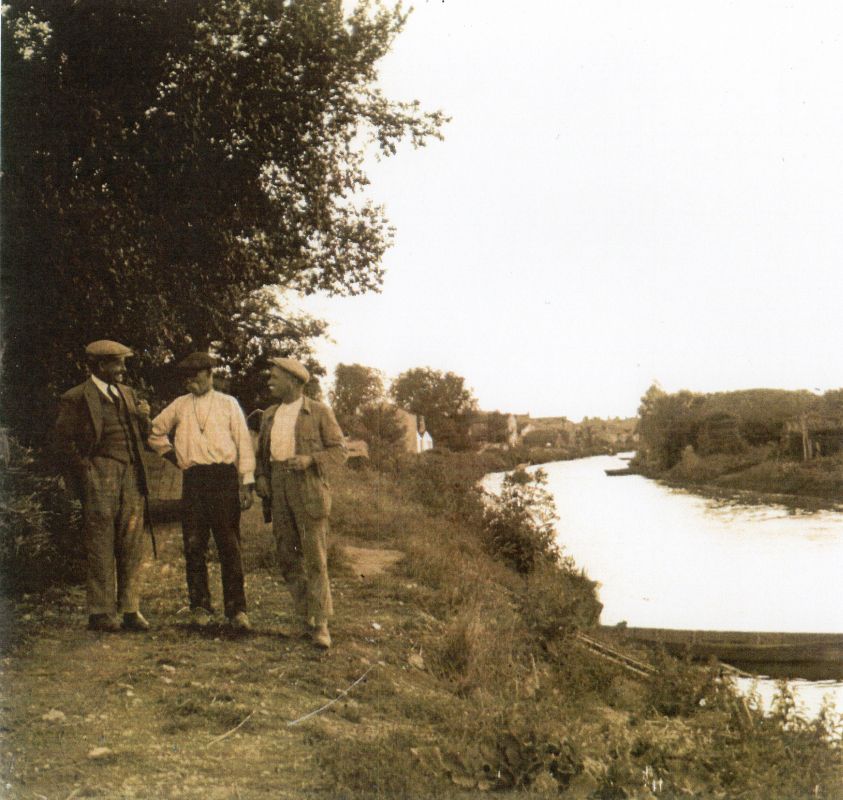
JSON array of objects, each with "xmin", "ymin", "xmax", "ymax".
[{"xmin": 801, "ymin": 414, "xmax": 810, "ymax": 461}]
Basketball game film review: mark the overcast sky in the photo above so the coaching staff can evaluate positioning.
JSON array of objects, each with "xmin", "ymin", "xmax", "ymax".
[{"xmin": 300, "ymin": 1, "xmax": 843, "ymax": 420}]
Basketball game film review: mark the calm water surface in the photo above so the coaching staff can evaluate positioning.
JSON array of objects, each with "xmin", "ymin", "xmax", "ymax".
[
  {"xmin": 543, "ymin": 454, "xmax": 842, "ymax": 633},
  {"xmin": 487, "ymin": 453, "xmax": 843, "ymax": 718}
]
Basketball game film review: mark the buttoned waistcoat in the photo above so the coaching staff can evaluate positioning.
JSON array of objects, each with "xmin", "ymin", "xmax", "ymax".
[
  {"xmin": 54, "ymin": 379, "xmax": 151, "ymax": 497},
  {"xmin": 255, "ymin": 396, "xmax": 347, "ymax": 518}
]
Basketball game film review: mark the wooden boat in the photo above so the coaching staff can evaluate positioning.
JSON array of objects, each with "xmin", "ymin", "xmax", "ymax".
[
  {"xmin": 604, "ymin": 467, "xmax": 639, "ymax": 476},
  {"xmin": 601, "ymin": 626, "xmax": 843, "ymax": 680}
]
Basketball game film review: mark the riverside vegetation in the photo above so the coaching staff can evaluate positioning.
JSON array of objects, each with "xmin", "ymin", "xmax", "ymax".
[
  {"xmin": 634, "ymin": 384, "xmax": 843, "ymax": 507},
  {"xmin": 1, "ymin": 443, "xmax": 842, "ymax": 798}
]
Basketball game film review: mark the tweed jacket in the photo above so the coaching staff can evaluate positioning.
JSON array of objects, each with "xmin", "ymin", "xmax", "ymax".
[
  {"xmin": 255, "ymin": 396, "xmax": 346, "ymax": 518},
  {"xmin": 54, "ymin": 379, "xmax": 151, "ymax": 497}
]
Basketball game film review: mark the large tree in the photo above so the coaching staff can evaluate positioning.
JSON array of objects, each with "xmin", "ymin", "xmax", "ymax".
[
  {"xmin": 329, "ymin": 362, "xmax": 385, "ymax": 432},
  {"xmin": 1, "ymin": 0, "xmax": 446, "ymax": 441},
  {"xmin": 391, "ymin": 367, "xmax": 476, "ymax": 450}
]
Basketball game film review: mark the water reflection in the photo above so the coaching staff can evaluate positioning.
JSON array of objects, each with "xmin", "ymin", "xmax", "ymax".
[{"xmin": 732, "ymin": 677, "xmax": 842, "ymax": 730}]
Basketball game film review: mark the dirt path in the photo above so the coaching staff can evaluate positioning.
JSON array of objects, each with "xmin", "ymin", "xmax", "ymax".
[
  {"xmin": 343, "ymin": 547, "xmax": 403, "ymax": 580},
  {"xmin": 0, "ymin": 509, "xmax": 416, "ymax": 800}
]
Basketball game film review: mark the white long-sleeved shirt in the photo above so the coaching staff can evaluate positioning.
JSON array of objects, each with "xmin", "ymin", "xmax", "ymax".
[
  {"xmin": 148, "ymin": 390, "xmax": 255, "ymax": 483},
  {"xmin": 269, "ymin": 396, "xmax": 303, "ymax": 462}
]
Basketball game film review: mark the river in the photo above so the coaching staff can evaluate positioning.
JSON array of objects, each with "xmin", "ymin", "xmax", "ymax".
[{"xmin": 487, "ymin": 453, "xmax": 843, "ymax": 719}]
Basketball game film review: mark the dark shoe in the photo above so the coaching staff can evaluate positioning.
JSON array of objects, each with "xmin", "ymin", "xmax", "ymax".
[
  {"xmin": 121, "ymin": 612, "xmax": 151, "ymax": 632},
  {"xmin": 88, "ymin": 613, "xmax": 120, "ymax": 632}
]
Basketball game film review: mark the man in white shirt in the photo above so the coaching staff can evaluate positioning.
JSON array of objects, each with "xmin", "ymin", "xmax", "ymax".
[
  {"xmin": 148, "ymin": 352, "xmax": 255, "ymax": 630},
  {"xmin": 255, "ymin": 358, "xmax": 346, "ymax": 648}
]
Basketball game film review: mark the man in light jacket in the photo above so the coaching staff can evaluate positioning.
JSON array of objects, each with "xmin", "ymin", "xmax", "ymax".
[{"xmin": 255, "ymin": 358, "xmax": 346, "ymax": 648}]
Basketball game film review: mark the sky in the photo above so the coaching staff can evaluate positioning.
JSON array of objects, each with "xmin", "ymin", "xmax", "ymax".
[{"xmin": 299, "ymin": 1, "xmax": 843, "ymax": 421}]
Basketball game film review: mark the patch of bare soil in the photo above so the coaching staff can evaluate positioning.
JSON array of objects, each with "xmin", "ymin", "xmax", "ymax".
[
  {"xmin": 0, "ymin": 508, "xmax": 423, "ymax": 799},
  {"xmin": 343, "ymin": 547, "xmax": 403, "ymax": 579}
]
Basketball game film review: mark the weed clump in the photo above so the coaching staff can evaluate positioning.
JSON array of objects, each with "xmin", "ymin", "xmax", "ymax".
[{"xmin": 429, "ymin": 601, "xmax": 526, "ymax": 694}]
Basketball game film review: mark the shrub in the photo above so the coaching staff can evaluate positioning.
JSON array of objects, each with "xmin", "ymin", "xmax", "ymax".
[
  {"xmin": 0, "ymin": 435, "xmax": 84, "ymax": 594},
  {"xmin": 391, "ymin": 450, "xmax": 492, "ymax": 521},
  {"xmin": 481, "ymin": 468, "xmax": 560, "ymax": 574},
  {"xmin": 665, "ymin": 445, "xmax": 770, "ymax": 483},
  {"xmin": 520, "ymin": 563, "xmax": 602, "ymax": 641}
]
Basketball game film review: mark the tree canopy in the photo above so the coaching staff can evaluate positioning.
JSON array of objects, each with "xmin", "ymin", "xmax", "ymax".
[
  {"xmin": 1, "ymin": 0, "xmax": 446, "ymax": 441},
  {"xmin": 329, "ymin": 362, "xmax": 385, "ymax": 433},
  {"xmin": 636, "ymin": 383, "xmax": 821, "ymax": 469}
]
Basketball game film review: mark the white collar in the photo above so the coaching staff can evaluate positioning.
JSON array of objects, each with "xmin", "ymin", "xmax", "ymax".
[{"xmin": 91, "ymin": 374, "xmax": 116, "ymax": 400}]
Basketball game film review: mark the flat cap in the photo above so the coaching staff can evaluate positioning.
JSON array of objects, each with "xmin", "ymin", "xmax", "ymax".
[
  {"xmin": 268, "ymin": 357, "xmax": 310, "ymax": 384},
  {"xmin": 176, "ymin": 352, "xmax": 217, "ymax": 372},
  {"xmin": 85, "ymin": 340, "xmax": 134, "ymax": 358}
]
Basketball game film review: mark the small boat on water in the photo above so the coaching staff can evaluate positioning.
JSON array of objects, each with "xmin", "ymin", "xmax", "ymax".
[
  {"xmin": 601, "ymin": 626, "xmax": 843, "ymax": 680},
  {"xmin": 604, "ymin": 467, "xmax": 639, "ymax": 476}
]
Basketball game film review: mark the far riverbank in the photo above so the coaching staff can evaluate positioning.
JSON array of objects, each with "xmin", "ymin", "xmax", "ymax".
[{"xmin": 634, "ymin": 448, "xmax": 843, "ymax": 512}]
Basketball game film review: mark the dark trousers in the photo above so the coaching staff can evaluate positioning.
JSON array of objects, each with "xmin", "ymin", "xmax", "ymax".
[{"xmin": 181, "ymin": 464, "xmax": 246, "ymax": 618}]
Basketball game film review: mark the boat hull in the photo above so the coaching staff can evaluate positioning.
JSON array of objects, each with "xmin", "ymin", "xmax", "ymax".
[{"xmin": 601, "ymin": 626, "xmax": 843, "ymax": 680}]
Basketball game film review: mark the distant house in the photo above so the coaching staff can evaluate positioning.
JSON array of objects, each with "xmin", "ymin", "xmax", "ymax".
[
  {"xmin": 417, "ymin": 417, "xmax": 434, "ymax": 453},
  {"xmin": 505, "ymin": 414, "xmax": 519, "ymax": 447},
  {"xmin": 468, "ymin": 419, "xmax": 489, "ymax": 442},
  {"xmin": 391, "ymin": 407, "xmax": 434, "ymax": 454},
  {"xmin": 521, "ymin": 429, "xmax": 559, "ymax": 448},
  {"xmin": 514, "ymin": 415, "xmax": 637, "ymax": 452},
  {"xmin": 468, "ymin": 412, "xmax": 523, "ymax": 449}
]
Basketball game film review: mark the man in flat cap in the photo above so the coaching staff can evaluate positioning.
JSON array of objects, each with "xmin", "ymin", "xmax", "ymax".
[
  {"xmin": 255, "ymin": 358, "xmax": 346, "ymax": 648},
  {"xmin": 148, "ymin": 352, "xmax": 255, "ymax": 630},
  {"xmin": 54, "ymin": 340, "xmax": 152, "ymax": 632}
]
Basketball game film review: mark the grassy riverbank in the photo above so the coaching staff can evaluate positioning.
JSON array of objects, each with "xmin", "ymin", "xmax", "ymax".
[
  {"xmin": 646, "ymin": 447, "xmax": 843, "ymax": 510},
  {"xmin": 1, "ymin": 452, "xmax": 842, "ymax": 798}
]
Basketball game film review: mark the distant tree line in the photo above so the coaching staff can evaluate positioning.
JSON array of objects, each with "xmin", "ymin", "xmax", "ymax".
[{"xmin": 635, "ymin": 383, "xmax": 843, "ymax": 470}]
